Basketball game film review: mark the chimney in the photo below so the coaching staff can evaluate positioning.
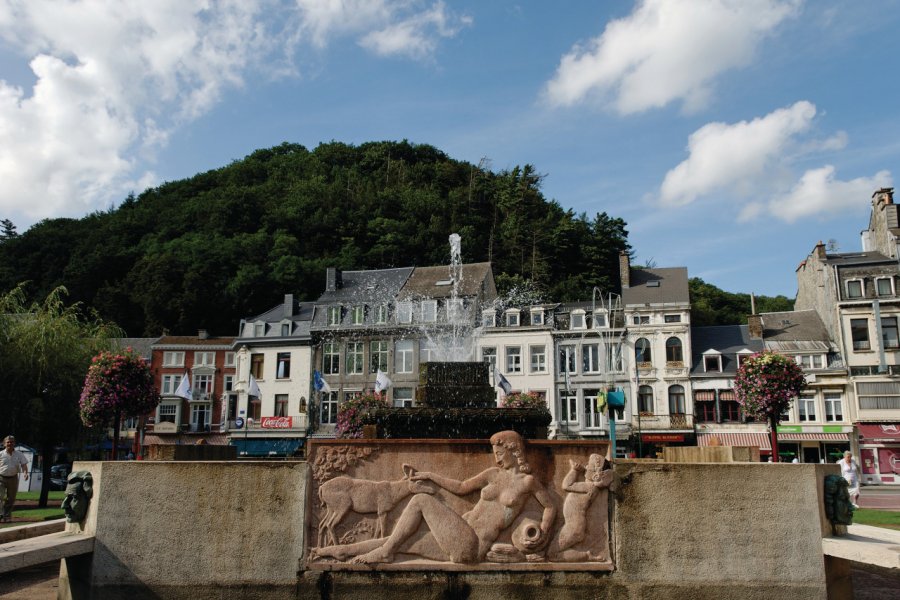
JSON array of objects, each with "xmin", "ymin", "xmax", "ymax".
[
  {"xmin": 814, "ymin": 240, "xmax": 827, "ymax": 260},
  {"xmin": 619, "ymin": 251, "xmax": 631, "ymax": 289},
  {"xmin": 872, "ymin": 187, "xmax": 895, "ymax": 208},
  {"xmin": 283, "ymin": 294, "xmax": 294, "ymax": 318},
  {"xmin": 747, "ymin": 314, "xmax": 762, "ymax": 340},
  {"xmin": 198, "ymin": 329, "xmax": 209, "ymax": 340},
  {"xmin": 326, "ymin": 268, "xmax": 342, "ymax": 292}
]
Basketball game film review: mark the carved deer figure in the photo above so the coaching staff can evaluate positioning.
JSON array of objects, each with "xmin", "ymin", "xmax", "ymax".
[{"xmin": 317, "ymin": 463, "xmax": 434, "ymax": 548}]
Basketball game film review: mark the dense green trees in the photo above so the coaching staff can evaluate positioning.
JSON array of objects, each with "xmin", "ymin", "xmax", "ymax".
[{"xmin": 689, "ymin": 277, "xmax": 793, "ymax": 326}]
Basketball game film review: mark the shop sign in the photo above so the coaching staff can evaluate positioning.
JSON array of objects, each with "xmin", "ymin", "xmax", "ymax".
[
  {"xmin": 777, "ymin": 425, "xmax": 802, "ymax": 433},
  {"xmin": 154, "ymin": 422, "xmax": 178, "ymax": 433},
  {"xmin": 261, "ymin": 416, "xmax": 293, "ymax": 429},
  {"xmin": 642, "ymin": 433, "xmax": 685, "ymax": 442},
  {"xmin": 822, "ymin": 426, "xmax": 845, "ymax": 433}
]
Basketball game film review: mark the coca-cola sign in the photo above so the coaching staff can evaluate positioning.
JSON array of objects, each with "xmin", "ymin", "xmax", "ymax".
[{"xmin": 260, "ymin": 416, "xmax": 293, "ymax": 429}]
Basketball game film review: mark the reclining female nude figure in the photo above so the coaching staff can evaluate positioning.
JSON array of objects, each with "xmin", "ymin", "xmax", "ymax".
[{"xmin": 313, "ymin": 430, "xmax": 556, "ymax": 564}]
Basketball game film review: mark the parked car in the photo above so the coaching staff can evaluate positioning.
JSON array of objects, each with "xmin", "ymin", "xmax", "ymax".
[{"xmin": 49, "ymin": 463, "xmax": 72, "ymax": 490}]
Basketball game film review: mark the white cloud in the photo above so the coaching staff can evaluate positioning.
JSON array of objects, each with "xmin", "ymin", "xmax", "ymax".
[
  {"xmin": 659, "ymin": 101, "xmax": 818, "ymax": 207},
  {"xmin": 543, "ymin": 0, "xmax": 801, "ymax": 114},
  {"xmin": 759, "ymin": 166, "xmax": 893, "ymax": 223},
  {"xmin": 0, "ymin": 0, "xmax": 468, "ymax": 225}
]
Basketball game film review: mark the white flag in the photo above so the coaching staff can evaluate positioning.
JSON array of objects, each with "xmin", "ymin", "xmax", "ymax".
[
  {"xmin": 494, "ymin": 368, "xmax": 512, "ymax": 395},
  {"xmin": 375, "ymin": 370, "xmax": 393, "ymax": 394},
  {"xmin": 174, "ymin": 372, "xmax": 192, "ymax": 400},
  {"xmin": 249, "ymin": 374, "xmax": 262, "ymax": 398}
]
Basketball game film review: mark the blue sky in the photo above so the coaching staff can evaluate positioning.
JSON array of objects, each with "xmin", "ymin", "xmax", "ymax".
[{"xmin": 1, "ymin": 1, "xmax": 899, "ymax": 299}]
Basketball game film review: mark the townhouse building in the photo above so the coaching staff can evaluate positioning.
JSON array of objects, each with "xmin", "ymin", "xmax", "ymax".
[
  {"xmin": 794, "ymin": 187, "xmax": 900, "ymax": 482},
  {"xmin": 231, "ymin": 294, "xmax": 315, "ymax": 457},
  {"xmin": 145, "ymin": 332, "xmax": 235, "ymax": 448}
]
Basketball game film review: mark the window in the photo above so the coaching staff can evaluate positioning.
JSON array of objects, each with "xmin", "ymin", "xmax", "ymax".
[
  {"xmin": 323, "ymin": 342, "xmax": 340, "ymax": 375},
  {"xmin": 559, "ymin": 346, "xmax": 576, "ymax": 374},
  {"xmin": 191, "ymin": 404, "xmax": 210, "ymax": 430},
  {"xmin": 506, "ymin": 346, "xmax": 522, "ymax": 373},
  {"xmin": 298, "ymin": 397, "xmax": 307, "ymax": 413},
  {"xmin": 482, "ymin": 310, "xmax": 496, "ymax": 328},
  {"xmin": 704, "ymin": 355, "xmax": 722, "ymax": 372},
  {"xmin": 798, "ymin": 394, "xmax": 816, "ymax": 422},
  {"xmin": 530, "ymin": 309, "xmax": 544, "ymax": 326},
  {"xmin": 824, "ymin": 392, "xmax": 843, "ymax": 422},
  {"xmin": 632, "ymin": 315, "xmax": 649, "ymax": 325},
  {"xmin": 719, "ymin": 390, "xmax": 740, "ymax": 422},
  {"xmin": 665, "ymin": 337, "xmax": 683, "ymax": 363},
  {"xmin": 194, "ymin": 352, "xmax": 214, "ymax": 366},
  {"xmin": 846, "ymin": 279, "xmax": 863, "ymax": 299},
  {"xmin": 584, "ymin": 389, "xmax": 603, "ymax": 428},
  {"xmin": 448, "ymin": 299, "xmax": 465, "ymax": 323},
  {"xmin": 882, "ymin": 317, "xmax": 899, "ymax": 349},
  {"xmin": 351, "ymin": 306, "xmax": 364, "ymax": 325},
  {"xmin": 375, "ymin": 304, "xmax": 388, "ymax": 324},
  {"xmin": 320, "ymin": 392, "xmax": 338, "ymax": 424},
  {"xmin": 194, "ymin": 374, "xmax": 213, "ymax": 397},
  {"xmin": 638, "ymin": 385, "xmax": 654, "ymax": 414},
  {"xmin": 249, "ymin": 398, "xmax": 261, "ymax": 421},
  {"xmin": 327, "ymin": 306, "xmax": 341, "ymax": 325},
  {"xmin": 593, "ymin": 312, "xmax": 606, "ymax": 328},
  {"xmin": 158, "ymin": 403, "xmax": 177, "ymax": 423},
  {"xmin": 530, "ymin": 345, "xmax": 547, "ymax": 373},
  {"xmin": 605, "ymin": 344, "xmax": 623, "ymax": 372},
  {"xmin": 281, "ymin": 323, "xmax": 291, "ymax": 336},
  {"xmin": 393, "ymin": 388, "xmax": 414, "ymax": 408},
  {"xmin": 796, "ymin": 354, "xmax": 824, "ymax": 369},
  {"xmin": 250, "ymin": 354, "xmax": 265, "ymax": 379},
  {"xmin": 397, "ymin": 302, "xmax": 413, "ymax": 324},
  {"xmin": 274, "ymin": 394, "xmax": 289, "ymax": 417},
  {"xmin": 223, "ymin": 375, "xmax": 234, "ymax": 392},
  {"xmin": 694, "ymin": 393, "xmax": 715, "ymax": 423},
  {"xmin": 559, "ymin": 389, "xmax": 578, "ymax": 423},
  {"xmin": 395, "ymin": 340, "xmax": 414, "ymax": 373},
  {"xmin": 505, "ymin": 311, "xmax": 520, "ymax": 327},
  {"xmin": 851, "ymin": 318, "xmax": 870, "ymax": 350},
  {"xmin": 857, "ymin": 381, "xmax": 900, "ymax": 410},
  {"xmin": 421, "ymin": 300, "xmax": 437, "ymax": 323},
  {"xmin": 664, "ymin": 314, "xmax": 681, "ymax": 323},
  {"xmin": 570, "ymin": 310, "xmax": 586, "ymax": 329},
  {"xmin": 161, "ymin": 374, "xmax": 182, "ymax": 395},
  {"xmin": 635, "ymin": 338, "xmax": 651, "ymax": 364},
  {"xmin": 737, "ymin": 353, "xmax": 753, "ymax": 367},
  {"xmin": 346, "ymin": 342, "xmax": 364, "ymax": 375},
  {"xmin": 668, "ymin": 385, "xmax": 685, "ymax": 414},
  {"xmin": 276, "ymin": 352, "xmax": 291, "ymax": 379},
  {"xmin": 582, "ymin": 344, "xmax": 600, "ymax": 373},
  {"xmin": 877, "ymin": 277, "xmax": 894, "ymax": 296},
  {"xmin": 370, "ymin": 341, "xmax": 388, "ymax": 373},
  {"xmin": 163, "ymin": 351, "xmax": 184, "ymax": 367},
  {"xmin": 254, "ymin": 322, "xmax": 265, "ymax": 337},
  {"xmin": 419, "ymin": 340, "xmax": 437, "ymax": 363},
  {"xmin": 224, "ymin": 352, "xmax": 235, "ymax": 367},
  {"xmin": 482, "ymin": 347, "xmax": 497, "ymax": 372}
]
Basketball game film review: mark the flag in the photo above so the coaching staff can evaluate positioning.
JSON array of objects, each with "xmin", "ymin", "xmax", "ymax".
[
  {"xmin": 249, "ymin": 374, "xmax": 262, "ymax": 398},
  {"xmin": 494, "ymin": 368, "xmax": 512, "ymax": 395},
  {"xmin": 174, "ymin": 372, "xmax": 192, "ymax": 400},
  {"xmin": 375, "ymin": 370, "xmax": 392, "ymax": 394},
  {"xmin": 314, "ymin": 370, "xmax": 331, "ymax": 394},
  {"xmin": 596, "ymin": 390, "xmax": 608, "ymax": 413}
]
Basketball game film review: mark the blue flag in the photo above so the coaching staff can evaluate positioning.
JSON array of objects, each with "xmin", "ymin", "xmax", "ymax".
[
  {"xmin": 494, "ymin": 368, "xmax": 512, "ymax": 395},
  {"xmin": 314, "ymin": 370, "xmax": 331, "ymax": 394}
]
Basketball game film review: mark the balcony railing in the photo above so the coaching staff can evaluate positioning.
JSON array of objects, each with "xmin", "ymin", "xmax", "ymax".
[{"xmin": 635, "ymin": 413, "xmax": 693, "ymax": 429}]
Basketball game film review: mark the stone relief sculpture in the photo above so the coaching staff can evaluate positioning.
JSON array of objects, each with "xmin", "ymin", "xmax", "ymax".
[
  {"xmin": 824, "ymin": 473, "xmax": 854, "ymax": 534},
  {"xmin": 309, "ymin": 431, "xmax": 613, "ymax": 569},
  {"xmin": 62, "ymin": 471, "xmax": 93, "ymax": 523}
]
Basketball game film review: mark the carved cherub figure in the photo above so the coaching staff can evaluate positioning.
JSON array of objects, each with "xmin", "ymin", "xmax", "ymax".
[{"xmin": 548, "ymin": 453, "xmax": 613, "ymax": 562}]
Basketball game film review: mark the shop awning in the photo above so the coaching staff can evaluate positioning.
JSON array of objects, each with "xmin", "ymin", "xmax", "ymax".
[
  {"xmin": 693, "ymin": 390, "xmax": 715, "ymax": 401},
  {"xmin": 778, "ymin": 433, "xmax": 849, "ymax": 442},
  {"xmin": 230, "ymin": 438, "xmax": 304, "ymax": 457},
  {"xmin": 697, "ymin": 432, "xmax": 771, "ymax": 451},
  {"xmin": 857, "ymin": 424, "xmax": 900, "ymax": 442}
]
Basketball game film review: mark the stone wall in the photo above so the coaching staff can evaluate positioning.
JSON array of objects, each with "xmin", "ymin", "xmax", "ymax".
[{"xmin": 59, "ymin": 456, "xmax": 835, "ymax": 599}]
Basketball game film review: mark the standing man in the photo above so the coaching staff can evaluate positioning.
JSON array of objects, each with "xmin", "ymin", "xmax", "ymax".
[{"xmin": 1, "ymin": 435, "xmax": 29, "ymax": 520}]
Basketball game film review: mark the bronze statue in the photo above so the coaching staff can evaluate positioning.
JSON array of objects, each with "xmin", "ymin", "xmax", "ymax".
[{"xmin": 62, "ymin": 471, "xmax": 93, "ymax": 523}]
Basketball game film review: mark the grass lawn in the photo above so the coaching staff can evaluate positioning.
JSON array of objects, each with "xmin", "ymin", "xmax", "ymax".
[
  {"xmin": 16, "ymin": 491, "xmax": 66, "ymax": 502},
  {"xmin": 853, "ymin": 508, "xmax": 900, "ymax": 531},
  {"xmin": 0, "ymin": 491, "xmax": 66, "ymax": 527}
]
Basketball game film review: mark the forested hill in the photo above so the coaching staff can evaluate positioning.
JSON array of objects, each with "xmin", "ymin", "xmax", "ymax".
[{"xmin": 0, "ymin": 141, "xmax": 633, "ymax": 336}]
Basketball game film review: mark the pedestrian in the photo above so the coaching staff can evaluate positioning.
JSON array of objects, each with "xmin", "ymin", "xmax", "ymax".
[
  {"xmin": 1, "ymin": 435, "xmax": 29, "ymax": 520},
  {"xmin": 836, "ymin": 450, "xmax": 860, "ymax": 508}
]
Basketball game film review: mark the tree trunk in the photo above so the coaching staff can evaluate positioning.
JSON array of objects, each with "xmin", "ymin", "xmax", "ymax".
[
  {"xmin": 112, "ymin": 408, "xmax": 121, "ymax": 460},
  {"xmin": 38, "ymin": 441, "xmax": 53, "ymax": 508},
  {"xmin": 769, "ymin": 416, "xmax": 780, "ymax": 463}
]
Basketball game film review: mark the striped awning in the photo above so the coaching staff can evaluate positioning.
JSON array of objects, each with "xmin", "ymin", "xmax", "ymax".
[
  {"xmin": 718, "ymin": 390, "xmax": 736, "ymax": 401},
  {"xmin": 694, "ymin": 390, "xmax": 715, "ymax": 401},
  {"xmin": 778, "ymin": 432, "xmax": 849, "ymax": 442},
  {"xmin": 697, "ymin": 432, "xmax": 771, "ymax": 450}
]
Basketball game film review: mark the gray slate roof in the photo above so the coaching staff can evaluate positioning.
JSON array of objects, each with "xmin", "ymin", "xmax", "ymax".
[
  {"xmin": 318, "ymin": 267, "xmax": 414, "ymax": 304},
  {"xmin": 622, "ymin": 267, "xmax": 690, "ymax": 306},
  {"xmin": 759, "ymin": 310, "xmax": 833, "ymax": 352},
  {"xmin": 690, "ymin": 325, "xmax": 762, "ymax": 376},
  {"xmin": 822, "ymin": 251, "xmax": 892, "ymax": 266},
  {"xmin": 398, "ymin": 262, "xmax": 494, "ymax": 300},
  {"xmin": 112, "ymin": 337, "xmax": 160, "ymax": 359}
]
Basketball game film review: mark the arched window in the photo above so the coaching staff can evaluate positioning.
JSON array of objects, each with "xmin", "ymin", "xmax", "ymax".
[
  {"xmin": 635, "ymin": 338, "xmax": 652, "ymax": 364},
  {"xmin": 665, "ymin": 337, "xmax": 683, "ymax": 362},
  {"xmin": 669, "ymin": 384, "xmax": 686, "ymax": 414},
  {"xmin": 638, "ymin": 385, "xmax": 654, "ymax": 414}
]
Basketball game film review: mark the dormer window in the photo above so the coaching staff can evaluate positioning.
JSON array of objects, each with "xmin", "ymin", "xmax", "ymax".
[
  {"xmin": 530, "ymin": 308, "xmax": 544, "ymax": 326},
  {"xmin": 327, "ymin": 306, "xmax": 341, "ymax": 326},
  {"xmin": 448, "ymin": 299, "xmax": 464, "ymax": 323},
  {"xmin": 421, "ymin": 300, "xmax": 437, "ymax": 323},
  {"xmin": 482, "ymin": 310, "xmax": 496, "ymax": 328},
  {"xmin": 703, "ymin": 354, "xmax": 722, "ymax": 372},
  {"xmin": 846, "ymin": 279, "xmax": 863, "ymax": 299},
  {"xmin": 351, "ymin": 306, "xmax": 365, "ymax": 325},
  {"xmin": 280, "ymin": 321, "xmax": 291, "ymax": 336},
  {"xmin": 632, "ymin": 314, "xmax": 650, "ymax": 325},
  {"xmin": 375, "ymin": 304, "xmax": 388, "ymax": 324},
  {"xmin": 737, "ymin": 350, "xmax": 754, "ymax": 367},
  {"xmin": 505, "ymin": 310, "xmax": 520, "ymax": 327},
  {"xmin": 876, "ymin": 277, "xmax": 894, "ymax": 297},
  {"xmin": 397, "ymin": 302, "xmax": 413, "ymax": 324},
  {"xmin": 254, "ymin": 322, "xmax": 265, "ymax": 337},
  {"xmin": 796, "ymin": 354, "xmax": 824, "ymax": 369},
  {"xmin": 592, "ymin": 311, "xmax": 607, "ymax": 328},
  {"xmin": 570, "ymin": 310, "xmax": 586, "ymax": 330}
]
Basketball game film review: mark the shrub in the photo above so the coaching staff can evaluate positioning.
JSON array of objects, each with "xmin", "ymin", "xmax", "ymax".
[
  {"xmin": 500, "ymin": 391, "xmax": 548, "ymax": 411},
  {"xmin": 336, "ymin": 392, "xmax": 389, "ymax": 438}
]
